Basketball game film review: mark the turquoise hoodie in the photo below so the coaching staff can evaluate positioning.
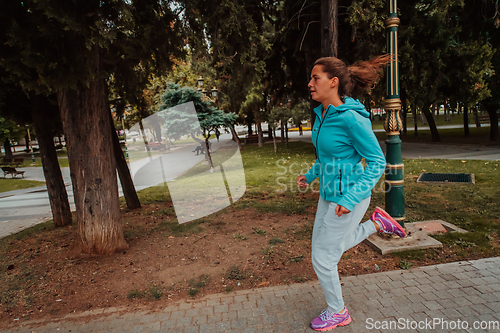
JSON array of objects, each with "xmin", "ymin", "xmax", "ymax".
[{"xmin": 304, "ymin": 97, "xmax": 386, "ymax": 211}]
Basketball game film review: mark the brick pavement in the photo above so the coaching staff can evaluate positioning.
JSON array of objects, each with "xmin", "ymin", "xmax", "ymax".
[{"xmin": 3, "ymin": 257, "xmax": 500, "ymax": 333}]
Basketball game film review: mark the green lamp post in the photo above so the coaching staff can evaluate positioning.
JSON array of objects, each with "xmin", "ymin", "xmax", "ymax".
[{"xmin": 384, "ymin": 0, "xmax": 405, "ymax": 226}]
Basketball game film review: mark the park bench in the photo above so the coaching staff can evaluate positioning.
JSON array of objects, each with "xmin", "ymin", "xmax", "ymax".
[
  {"xmin": 1, "ymin": 166, "xmax": 25, "ymax": 178},
  {"xmin": 479, "ymin": 116, "xmax": 490, "ymax": 122}
]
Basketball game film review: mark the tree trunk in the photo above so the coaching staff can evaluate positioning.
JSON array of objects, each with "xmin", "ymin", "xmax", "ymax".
[
  {"xmin": 401, "ymin": 109, "xmax": 407, "ymax": 136},
  {"xmin": 57, "ymin": 77, "xmax": 128, "ymax": 255},
  {"xmin": 204, "ymin": 136, "xmax": 214, "ymax": 171},
  {"xmin": 484, "ymin": 102, "xmax": 499, "ymax": 141},
  {"xmin": 188, "ymin": 131, "xmax": 202, "ymax": 143},
  {"xmin": 229, "ymin": 125, "xmax": 242, "ymax": 151},
  {"xmin": 299, "ymin": 123, "xmax": 303, "ymax": 135},
  {"xmin": 109, "ymin": 111, "xmax": 141, "ymax": 209},
  {"xmin": 401, "ymin": 91, "xmax": 408, "ymax": 136},
  {"xmin": 247, "ymin": 122, "xmax": 253, "ymax": 135},
  {"xmin": 25, "ymin": 134, "xmax": 30, "ymax": 151},
  {"xmin": 30, "ymin": 94, "xmax": 72, "ymax": 227},
  {"xmin": 3, "ymin": 141, "xmax": 13, "ymax": 159},
  {"xmin": 285, "ymin": 122, "xmax": 289, "ymax": 148},
  {"xmin": 273, "ymin": 125, "xmax": 278, "ymax": 153},
  {"xmin": 280, "ymin": 120, "xmax": 285, "ymax": 143},
  {"xmin": 421, "ymin": 110, "xmax": 427, "ymax": 124},
  {"xmin": 463, "ymin": 104, "xmax": 470, "ymax": 137},
  {"xmin": 364, "ymin": 95, "xmax": 372, "ymax": 121},
  {"xmin": 257, "ymin": 122, "xmax": 263, "ymax": 147},
  {"xmin": 412, "ymin": 104, "xmax": 418, "ymax": 136},
  {"xmin": 422, "ymin": 102, "xmax": 440, "ymax": 142},
  {"xmin": 321, "ymin": 0, "xmax": 338, "ymax": 57},
  {"xmin": 154, "ymin": 122, "xmax": 162, "ymax": 142},
  {"xmin": 474, "ymin": 107, "xmax": 481, "ymax": 128},
  {"xmin": 138, "ymin": 117, "xmax": 151, "ymax": 160},
  {"xmin": 304, "ymin": 34, "xmax": 319, "ymax": 130}
]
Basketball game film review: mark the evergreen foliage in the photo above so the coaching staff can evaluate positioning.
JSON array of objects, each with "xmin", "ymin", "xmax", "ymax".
[
  {"xmin": 291, "ymin": 100, "xmax": 310, "ymax": 128},
  {"xmin": 160, "ymin": 83, "xmax": 237, "ymax": 140},
  {"xmin": 0, "ymin": 117, "xmax": 23, "ymax": 147},
  {"xmin": 399, "ymin": 0, "xmax": 495, "ymax": 141}
]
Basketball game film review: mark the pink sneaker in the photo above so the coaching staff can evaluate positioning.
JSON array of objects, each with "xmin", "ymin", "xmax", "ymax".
[
  {"xmin": 371, "ymin": 207, "xmax": 406, "ymax": 238},
  {"xmin": 310, "ymin": 308, "xmax": 351, "ymax": 331}
]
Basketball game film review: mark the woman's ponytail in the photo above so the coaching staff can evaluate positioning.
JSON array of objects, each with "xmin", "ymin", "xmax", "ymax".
[
  {"xmin": 347, "ymin": 54, "xmax": 391, "ymax": 98},
  {"xmin": 314, "ymin": 54, "xmax": 391, "ymax": 99}
]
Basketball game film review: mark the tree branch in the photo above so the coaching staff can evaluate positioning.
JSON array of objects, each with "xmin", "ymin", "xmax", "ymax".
[{"xmin": 300, "ymin": 21, "xmax": 319, "ymax": 51}]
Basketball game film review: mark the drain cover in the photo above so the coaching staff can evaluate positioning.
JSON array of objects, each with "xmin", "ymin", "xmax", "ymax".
[{"xmin": 417, "ymin": 173, "xmax": 475, "ymax": 184}]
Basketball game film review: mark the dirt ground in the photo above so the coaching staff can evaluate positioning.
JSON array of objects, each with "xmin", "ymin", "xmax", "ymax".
[{"xmin": 0, "ymin": 193, "xmax": 486, "ymax": 329}]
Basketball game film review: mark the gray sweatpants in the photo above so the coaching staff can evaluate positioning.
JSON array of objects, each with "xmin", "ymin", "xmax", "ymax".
[{"xmin": 311, "ymin": 196, "xmax": 377, "ymax": 313}]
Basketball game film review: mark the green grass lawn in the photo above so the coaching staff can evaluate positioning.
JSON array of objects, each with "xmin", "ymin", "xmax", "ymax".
[
  {"xmin": 0, "ymin": 178, "xmax": 46, "ymax": 193},
  {"xmin": 4, "ymin": 137, "xmax": 500, "ymax": 261},
  {"xmin": 375, "ymin": 126, "xmax": 499, "ymax": 146},
  {"xmin": 1, "ymin": 149, "xmax": 69, "ymax": 168},
  {"xmin": 135, "ymin": 140, "xmax": 500, "ymax": 261}
]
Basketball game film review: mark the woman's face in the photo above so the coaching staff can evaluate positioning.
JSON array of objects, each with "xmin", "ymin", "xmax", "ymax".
[{"xmin": 308, "ymin": 65, "xmax": 335, "ymax": 104}]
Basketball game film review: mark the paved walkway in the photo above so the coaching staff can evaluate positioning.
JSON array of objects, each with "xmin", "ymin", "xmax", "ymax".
[
  {"xmin": 4, "ymin": 257, "xmax": 500, "ymax": 333},
  {"xmin": 0, "ymin": 135, "xmax": 234, "ymax": 239}
]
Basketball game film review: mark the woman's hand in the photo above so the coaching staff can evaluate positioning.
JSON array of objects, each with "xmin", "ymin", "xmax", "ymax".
[
  {"xmin": 335, "ymin": 205, "xmax": 351, "ymax": 217},
  {"xmin": 296, "ymin": 175, "xmax": 308, "ymax": 188}
]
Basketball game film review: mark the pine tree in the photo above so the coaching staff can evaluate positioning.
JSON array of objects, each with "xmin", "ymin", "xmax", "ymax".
[
  {"xmin": 1, "ymin": 0, "xmax": 185, "ymax": 254},
  {"xmin": 160, "ymin": 83, "xmax": 237, "ymax": 170}
]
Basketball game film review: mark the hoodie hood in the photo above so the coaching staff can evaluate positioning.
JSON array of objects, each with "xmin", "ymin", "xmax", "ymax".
[{"xmin": 314, "ymin": 96, "xmax": 370, "ymax": 119}]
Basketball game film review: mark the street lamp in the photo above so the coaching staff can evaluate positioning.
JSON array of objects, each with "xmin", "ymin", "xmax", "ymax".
[
  {"xmin": 197, "ymin": 76, "xmax": 204, "ymax": 89},
  {"xmin": 384, "ymin": 0, "xmax": 405, "ymax": 225},
  {"xmin": 211, "ymin": 87, "xmax": 218, "ymax": 99}
]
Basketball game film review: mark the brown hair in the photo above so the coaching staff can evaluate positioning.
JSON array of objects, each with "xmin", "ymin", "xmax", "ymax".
[{"xmin": 314, "ymin": 54, "xmax": 391, "ymax": 99}]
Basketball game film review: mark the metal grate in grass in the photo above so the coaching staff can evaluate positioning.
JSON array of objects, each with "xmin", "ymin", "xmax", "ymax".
[{"xmin": 416, "ymin": 173, "xmax": 475, "ymax": 184}]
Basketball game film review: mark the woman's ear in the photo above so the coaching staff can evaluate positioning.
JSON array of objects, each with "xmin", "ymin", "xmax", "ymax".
[{"xmin": 330, "ymin": 77, "xmax": 339, "ymax": 88}]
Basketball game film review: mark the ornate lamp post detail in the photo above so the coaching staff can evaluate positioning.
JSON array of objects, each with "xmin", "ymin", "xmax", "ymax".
[
  {"xmin": 211, "ymin": 87, "xmax": 218, "ymax": 99},
  {"xmin": 384, "ymin": 0, "xmax": 405, "ymax": 225},
  {"xmin": 197, "ymin": 76, "xmax": 204, "ymax": 89}
]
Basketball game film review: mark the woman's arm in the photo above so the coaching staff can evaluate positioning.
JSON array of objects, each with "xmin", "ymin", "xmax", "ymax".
[
  {"xmin": 336, "ymin": 118, "xmax": 386, "ymax": 211},
  {"xmin": 303, "ymin": 158, "xmax": 321, "ymax": 184}
]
